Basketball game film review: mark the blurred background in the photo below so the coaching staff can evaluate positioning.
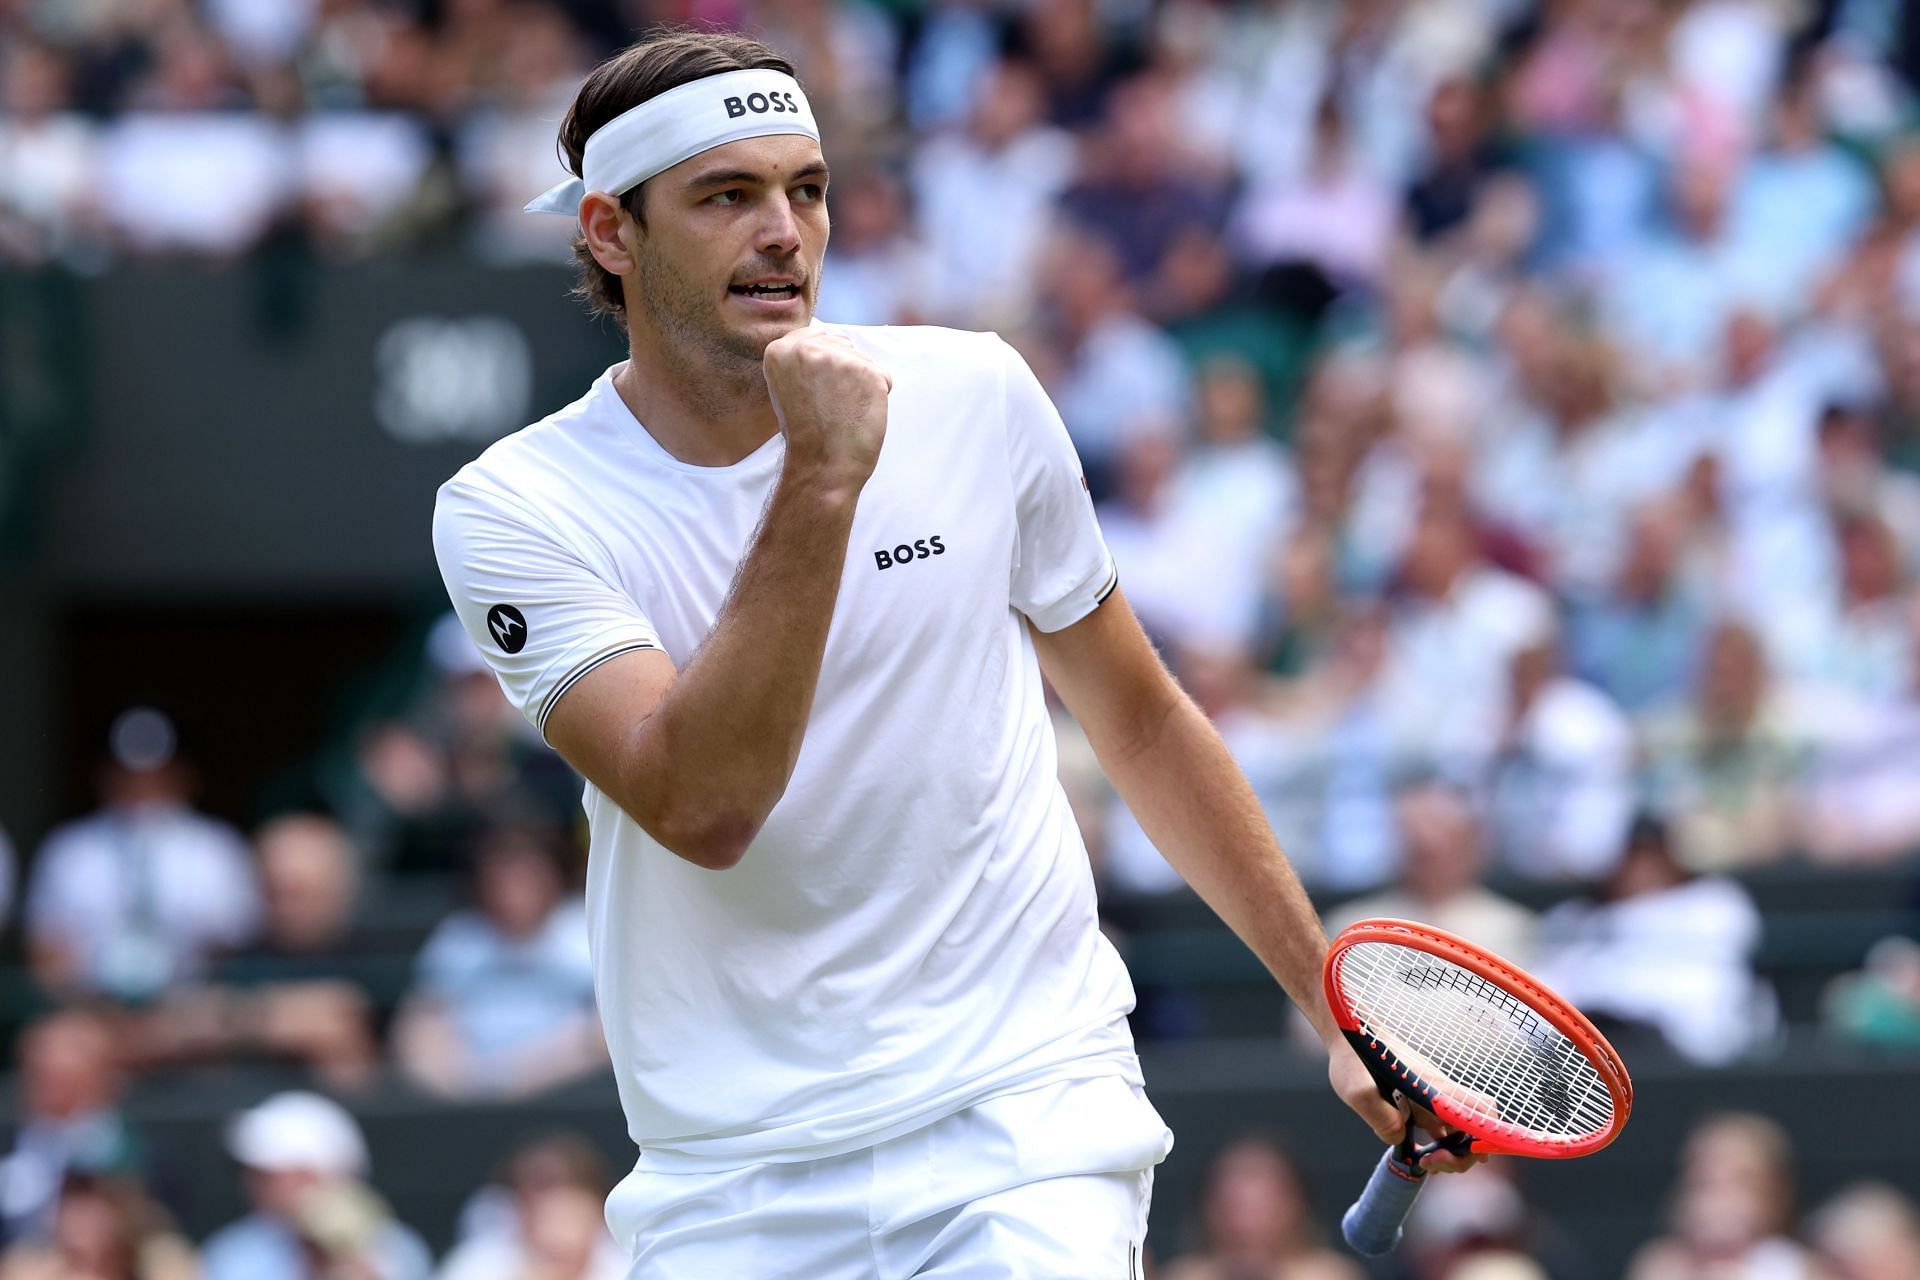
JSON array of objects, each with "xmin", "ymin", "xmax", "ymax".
[{"xmin": 4, "ymin": 0, "xmax": 1920, "ymax": 1276}]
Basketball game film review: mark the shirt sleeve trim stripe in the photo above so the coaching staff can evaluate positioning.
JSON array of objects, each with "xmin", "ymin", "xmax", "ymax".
[
  {"xmin": 538, "ymin": 640, "xmax": 661, "ymax": 731},
  {"xmin": 1094, "ymin": 562, "xmax": 1120, "ymax": 604}
]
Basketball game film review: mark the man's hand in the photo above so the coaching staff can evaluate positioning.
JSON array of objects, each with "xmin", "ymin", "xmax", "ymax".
[
  {"xmin": 763, "ymin": 325, "xmax": 891, "ymax": 496},
  {"xmin": 1330, "ymin": 1042, "xmax": 1404, "ymax": 1144},
  {"xmin": 1328, "ymin": 1042, "xmax": 1486, "ymax": 1173}
]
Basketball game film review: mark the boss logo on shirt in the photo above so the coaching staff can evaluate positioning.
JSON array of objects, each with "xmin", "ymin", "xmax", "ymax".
[
  {"xmin": 724, "ymin": 91, "xmax": 802, "ymax": 118},
  {"xmin": 486, "ymin": 604, "xmax": 528, "ymax": 654},
  {"xmin": 873, "ymin": 536, "xmax": 946, "ymax": 571}
]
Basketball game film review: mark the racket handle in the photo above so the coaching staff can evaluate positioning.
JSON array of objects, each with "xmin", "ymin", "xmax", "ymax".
[{"xmin": 1341, "ymin": 1146, "xmax": 1426, "ymax": 1256}]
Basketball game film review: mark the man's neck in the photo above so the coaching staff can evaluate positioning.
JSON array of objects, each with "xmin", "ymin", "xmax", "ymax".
[{"xmin": 615, "ymin": 331, "xmax": 781, "ymax": 467}]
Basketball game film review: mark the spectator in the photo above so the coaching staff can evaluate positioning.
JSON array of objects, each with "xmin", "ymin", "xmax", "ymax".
[
  {"xmin": 1229, "ymin": 96, "xmax": 1396, "ymax": 296},
  {"xmin": 1627, "ymin": 1112, "xmax": 1813, "ymax": 1280},
  {"xmin": 1598, "ymin": 157, "xmax": 1772, "ymax": 386},
  {"xmin": 1401, "ymin": 1161, "xmax": 1576, "ymax": 1280},
  {"xmin": 1374, "ymin": 494, "xmax": 1557, "ymax": 770},
  {"xmin": 1806, "ymin": 1182, "xmax": 1920, "ymax": 1280},
  {"xmin": 243, "ymin": 814, "xmax": 369, "ymax": 959},
  {"xmin": 1016, "ymin": 0, "xmax": 1134, "ymax": 130},
  {"xmin": 1640, "ymin": 620, "xmax": 1809, "ymax": 870},
  {"xmin": 1330, "ymin": 782, "xmax": 1537, "ymax": 966},
  {"xmin": 1533, "ymin": 816, "xmax": 1777, "ymax": 1066},
  {"xmin": 96, "ymin": 54, "xmax": 291, "ymax": 257},
  {"xmin": 1486, "ymin": 633, "xmax": 1636, "ymax": 881},
  {"xmin": 1406, "ymin": 74, "xmax": 1511, "ymax": 245},
  {"xmin": 1058, "ymin": 72, "xmax": 1231, "ymax": 307},
  {"xmin": 202, "ymin": 1092, "xmax": 430, "ymax": 1280},
  {"xmin": 1158, "ymin": 1137, "xmax": 1361, "ymax": 1280},
  {"xmin": 1729, "ymin": 62, "xmax": 1878, "ymax": 308},
  {"xmin": 25, "ymin": 708, "xmax": 261, "ymax": 1001},
  {"xmin": 1519, "ymin": 74, "xmax": 1660, "ymax": 275},
  {"xmin": 1099, "ymin": 429, "xmax": 1195, "ymax": 650},
  {"xmin": 1446, "ymin": 1257, "xmax": 1550, "ymax": 1280},
  {"xmin": 1032, "ymin": 227, "xmax": 1192, "ymax": 499},
  {"xmin": 1785, "ymin": 510, "xmax": 1913, "ymax": 701},
  {"xmin": 1097, "ymin": 645, "xmax": 1274, "ymax": 899},
  {"xmin": 1263, "ymin": 604, "xmax": 1404, "ymax": 893},
  {"xmin": 814, "ymin": 166, "xmax": 935, "ymax": 327},
  {"xmin": 392, "ymin": 825, "xmax": 602, "ymax": 1099},
  {"xmin": 335, "ymin": 615, "xmax": 579, "ymax": 875},
  {"xmin": 751, "ymin": 0, "xmax": 900, "ymax": 134},
  {"xmin": 1257, "ymin": 526, "xmax": 1343, "ymax": 680},
  {"xmin": 437, "ymin": 1135, "xmax": 624, "ymax": 1280},
  {"xmin": 1118, "ymin": 357, "xmax": 1296, "ymax": 652},
  {"xmin": 899, "ymin": 0, "xmax": 1002, "ymax": 133},
  {"xmin": 908, "ymin": 57, "xmax": 1078, "ymax": 328},
  {"xmin": 455, "ymin": 4, "xmax": 587, "ymax": 262},
  {"xmin": 1139, "ymin": 2, "xmax": 1240, "ymax": 182},
  {"xmin": 0, "ymin": 1176, "xmax": 196, "ymax": 1280},
  {"xmin": 0, "ymin": 38, "xmax": 100, "ymax": 265},
  {"xmin": 1815, "ymin": 402, "xmax": 1920, "ymax": 574},
  {"xmin": 1823, "ymin": 936, "xmax": 1920, "ymax": 1050},
  {"xmin": 1472, "ymin": 326, "xmax": 1690, "ymax": 595},
  {"xmin": 1565, "ymin": 498, "xmax": 1713, "ymax": 714},
  {"xmin": 124, "ymin": 814, "xmax": 381, "ymax": 1088},
  {"xmin": 0, "ymin": 1011, "xmax": 141, "ymax": 1246},
  {"xmin": 1233, "ymin": 0, "xmax": 1484, "ymax": 194},
  {"xmin": 1695, "ymin": 308, "xmax": 1857, "ymax": 639}
]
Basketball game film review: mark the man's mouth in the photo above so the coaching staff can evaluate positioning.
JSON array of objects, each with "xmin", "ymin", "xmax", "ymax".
[{"xmin": 729, "ymin": 280, "xmax": 801, "ymax": 301}]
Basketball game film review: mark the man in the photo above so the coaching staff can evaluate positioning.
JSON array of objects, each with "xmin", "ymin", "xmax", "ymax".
[
  {"xmin": 0, "ymin": 1010, "xmax": 141, "ymax": 1245},
  {"xmin": 202, "ymin": 1091, "xmax": 431, "ymax": 1280},
  {"xmin": 25, "ymin": 707, "xmax": 260, "ymax": 1001},
  {"xmin": 433, "ymin": 30, "xmax": 1473, "ymax": 1277}
]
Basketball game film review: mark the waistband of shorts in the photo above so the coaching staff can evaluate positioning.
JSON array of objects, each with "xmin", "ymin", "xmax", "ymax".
[{"xmin": 627, "ymin": 1048, "xmax": 1145, "ymax": 1176}]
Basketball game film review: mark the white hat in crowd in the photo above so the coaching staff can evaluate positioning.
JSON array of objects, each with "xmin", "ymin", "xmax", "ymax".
[{"xmin": 226, "ymin": 1091, "xmax": 370, "ymax": 1178}]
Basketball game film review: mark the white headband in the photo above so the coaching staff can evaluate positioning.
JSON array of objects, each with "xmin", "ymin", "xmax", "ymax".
[{"xmin": 526, "ymin": 68, "xmax": 819, "ymax": 215}]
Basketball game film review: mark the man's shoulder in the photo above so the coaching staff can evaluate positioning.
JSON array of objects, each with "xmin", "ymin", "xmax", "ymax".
[
  {"xmin": 439, "ymin": 370, "xmax": 619, "ymax": 510},
  {"xmin": 831, "ymin": 323, "xmax": 1012, "ymax": 377},
  {"xmin": 33, "ymin": 813, "xmax": 113, "ymax": 863}
]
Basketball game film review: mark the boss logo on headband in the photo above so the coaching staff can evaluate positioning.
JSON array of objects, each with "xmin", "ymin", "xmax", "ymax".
[{"xmin": 725, "ymin": 91, "xmax": 802, "ymax": 118}]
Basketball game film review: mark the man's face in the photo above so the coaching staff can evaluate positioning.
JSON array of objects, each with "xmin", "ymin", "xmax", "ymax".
[{"xmin": 624, "ymin": 134, "xmax": 829, "ymax": 365}]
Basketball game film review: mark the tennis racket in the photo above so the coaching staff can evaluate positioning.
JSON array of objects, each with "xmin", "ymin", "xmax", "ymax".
[{"xmin": 1323, "ymin": 918, "xmax": 1632, "ymax": 1256}]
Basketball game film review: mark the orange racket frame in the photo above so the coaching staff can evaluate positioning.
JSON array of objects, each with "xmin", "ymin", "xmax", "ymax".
[{"xmin": 1324, "ymin": 918, "xmax": 1634, "ymax": 1158}]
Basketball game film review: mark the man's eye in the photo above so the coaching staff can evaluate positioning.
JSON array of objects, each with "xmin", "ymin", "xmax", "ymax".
[
  {"xmin": 794, "ymin": 184, "xmax": 824, "ymax": 203},
  {"xmin": 709, "ymin": 190, "xmax": 743, "ymax": 206}
]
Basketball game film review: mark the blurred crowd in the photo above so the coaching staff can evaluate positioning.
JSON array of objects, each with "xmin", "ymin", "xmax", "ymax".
[
  {"xmin": 11, "ymin": 0, "xmax": 1915, "ymax": 884},
  {"xmin": 1155, "ymin": 1119, "xmax": 1920, "ymax": 1280},
  {"xmin": 8, "ymin": 0, "xmax": 1920, "ymax": 872},
  {"xmin": 9, "ymin": 0, "xmax": 1920, "ymax": 1275}
]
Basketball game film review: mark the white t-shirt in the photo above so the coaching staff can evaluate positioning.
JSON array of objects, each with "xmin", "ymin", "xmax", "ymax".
[{"xmin": 433, "ymin": 325, "xmax": 1140, "ymax": 1175}]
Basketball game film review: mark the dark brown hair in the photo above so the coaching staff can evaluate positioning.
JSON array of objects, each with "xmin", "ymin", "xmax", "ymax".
[{"xmin": 557, "ymin": 30, "xmax": 798, "ymax": 320}]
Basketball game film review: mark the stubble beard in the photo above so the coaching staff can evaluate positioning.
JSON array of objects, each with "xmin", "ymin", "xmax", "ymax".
[{"xmin": 633, "ymin": 242, "xmax": 812, "ymax": 381}]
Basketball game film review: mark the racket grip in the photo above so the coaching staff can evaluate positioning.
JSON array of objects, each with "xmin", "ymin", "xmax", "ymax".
[{"xmin": 1341, "ymin": 1147, "xmax": 1426, "ymax": 1256}]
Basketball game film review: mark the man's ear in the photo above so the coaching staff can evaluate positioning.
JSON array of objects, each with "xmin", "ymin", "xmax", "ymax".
[{"xmin": 580, "ymin": 191, "xmax": 637, "ymax": 277}]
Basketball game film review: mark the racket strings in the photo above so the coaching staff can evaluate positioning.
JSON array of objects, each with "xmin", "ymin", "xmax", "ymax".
[{"xmin": 1337, "ymin": 941, "xmax": 1615, "ymax": 1141}]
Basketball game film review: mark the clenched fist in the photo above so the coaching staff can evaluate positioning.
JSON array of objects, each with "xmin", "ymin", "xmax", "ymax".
[{"xmin": 763, "ymin": 324, "xmax": 892, "ymax": 495}]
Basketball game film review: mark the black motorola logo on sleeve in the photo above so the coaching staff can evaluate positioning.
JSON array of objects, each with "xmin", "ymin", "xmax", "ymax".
[{"xmin": 486, "ymin": 604, "xmax": 528, "ymax": 654}]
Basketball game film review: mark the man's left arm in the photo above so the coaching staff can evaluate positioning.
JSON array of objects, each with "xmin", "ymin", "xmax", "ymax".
[{"xmin": 1033, "ymin": 588, "xmax": 1475, "ymax": 1167}]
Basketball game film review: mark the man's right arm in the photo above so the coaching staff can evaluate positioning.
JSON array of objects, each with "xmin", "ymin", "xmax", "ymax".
[{"xmin": 545, "ymin": 327, "xmax": 890, "ymax": 870}]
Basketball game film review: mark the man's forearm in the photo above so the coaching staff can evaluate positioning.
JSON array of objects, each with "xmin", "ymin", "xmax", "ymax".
[
  {"xmin": 1097, "ymin": 692, "xmax": 1342, "ymax": 1044},
  {"xmin": 622, "ymin": 465, "xmax": 857, "ymax": 863}
]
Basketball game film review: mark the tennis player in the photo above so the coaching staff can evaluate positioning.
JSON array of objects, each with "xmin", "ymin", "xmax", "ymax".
[{"xmin": 433, "ymin": 29, "xmax": 1471, "ymax": 1278}]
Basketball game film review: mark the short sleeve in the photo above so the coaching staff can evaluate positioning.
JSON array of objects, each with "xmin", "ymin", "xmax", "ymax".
[
  {"xmin": 1000, "ymin": 339, "xmax": 1118, "ymax": 631},
  {"xmin": 433, "ymin": 478, "xmax": 664, "ymax": 737}
]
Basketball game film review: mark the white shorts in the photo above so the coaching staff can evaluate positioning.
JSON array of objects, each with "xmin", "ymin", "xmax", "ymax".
[{"xmin": 611, "ymin": 1074, "xmax": 1174, "ymax": 1279}]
